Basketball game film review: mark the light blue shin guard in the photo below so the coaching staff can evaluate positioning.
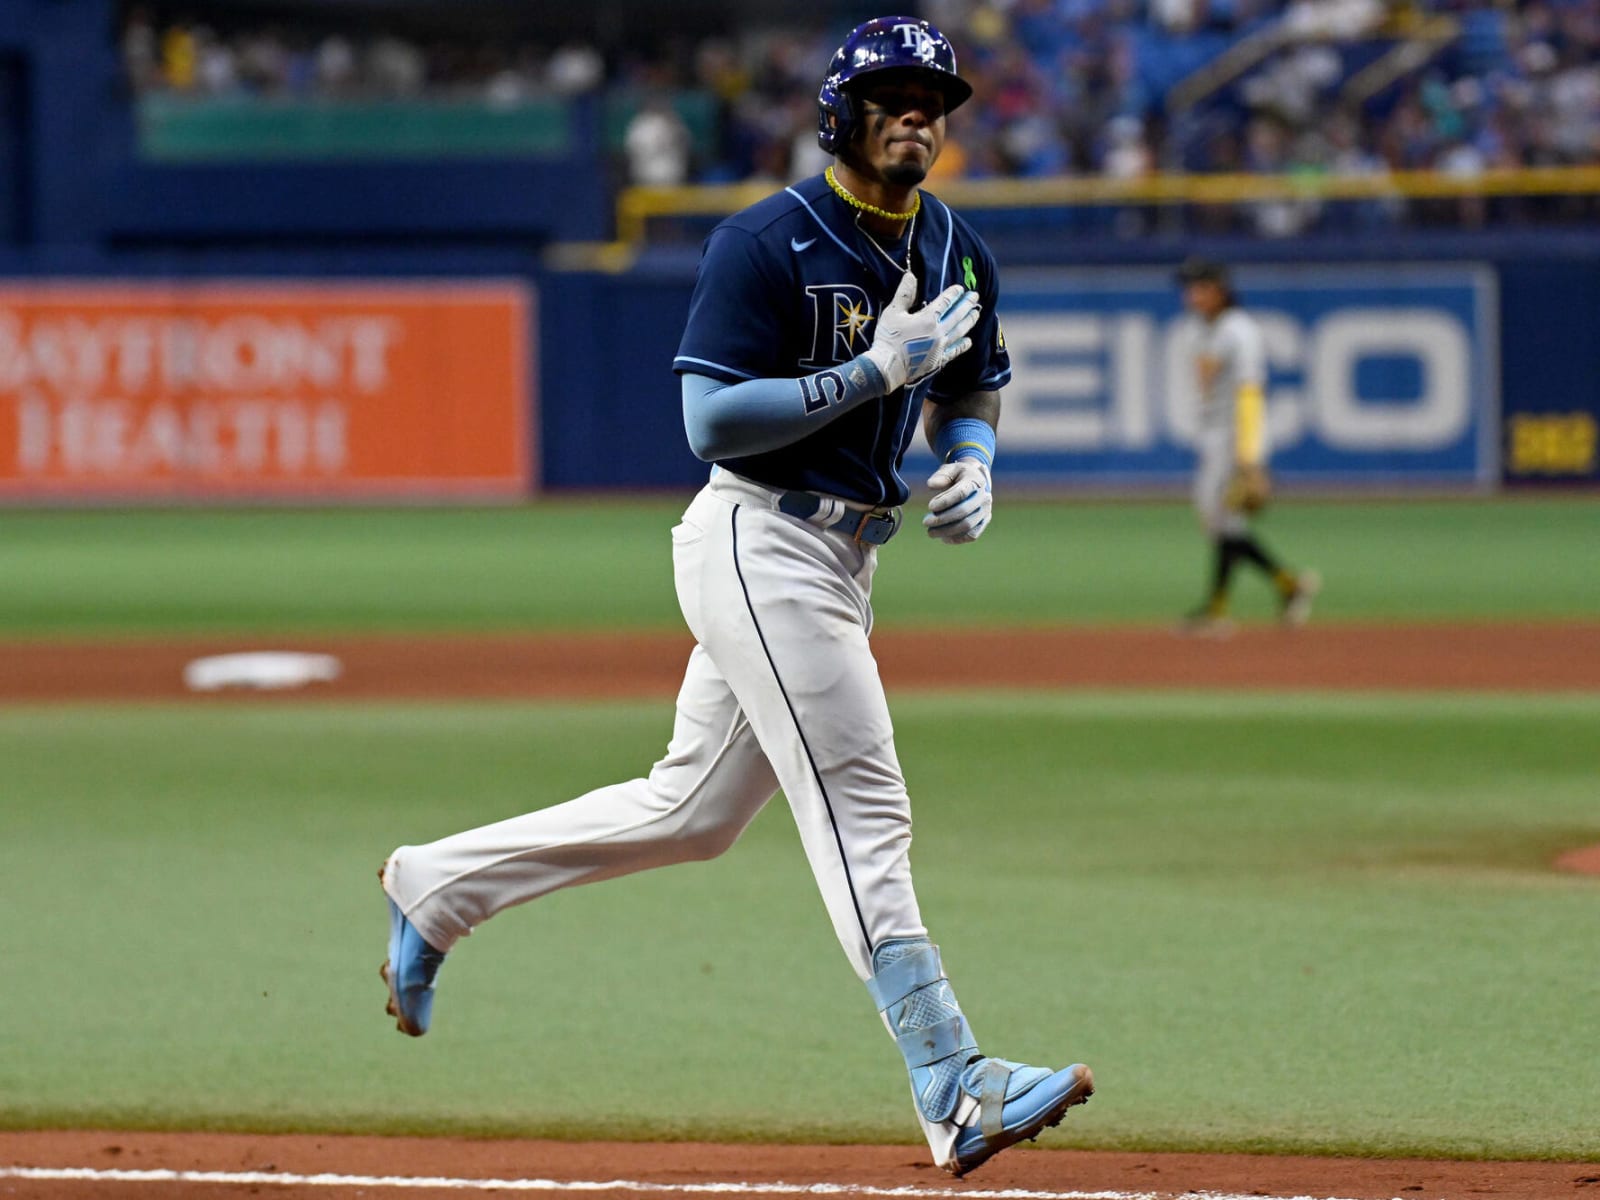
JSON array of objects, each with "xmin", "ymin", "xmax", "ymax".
[
  {"xmin": 867, "ymin": 938, "xmax": 980, "ymax": 1123},
  {"xmin": 870, "ymin": 937, "xmax": 1096, "ymax": 1175}
]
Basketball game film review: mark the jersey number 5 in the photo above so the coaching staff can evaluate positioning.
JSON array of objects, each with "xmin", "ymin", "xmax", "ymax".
[{"xmin": 799, "ymin": 370, "xmax": 848, "ymax": 414}]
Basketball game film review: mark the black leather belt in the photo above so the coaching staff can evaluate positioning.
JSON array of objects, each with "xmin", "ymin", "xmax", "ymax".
[{"xmin": 776, "ymin": 491, "xmax": 902, "ymax": 545}]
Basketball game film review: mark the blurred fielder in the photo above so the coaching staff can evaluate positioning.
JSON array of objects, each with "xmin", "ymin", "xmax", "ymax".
[
  {"xmin": 378, "ymin": 15, "xmax": 1092, "ymax": 1177},
  {"xmin": 1175, "ymin": 257, "xmax": 1319, "ymax": 635}
]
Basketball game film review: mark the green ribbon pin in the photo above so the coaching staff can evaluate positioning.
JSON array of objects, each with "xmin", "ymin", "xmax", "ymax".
[{"xmin": 962, "ymin": 255, "xmax": 977, "ymax": 290}]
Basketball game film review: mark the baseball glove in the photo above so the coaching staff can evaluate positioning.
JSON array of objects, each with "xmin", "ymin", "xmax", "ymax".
[{"xmin": 1225, "ymin": 463, "xmax": 1271, "ymax": 514}]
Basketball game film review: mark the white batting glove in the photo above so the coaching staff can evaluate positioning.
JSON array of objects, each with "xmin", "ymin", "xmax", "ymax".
[
  {"xmin": 861, "ymin": 271, "xmax": 981, "ymax": 394},
  {"xmin": 923, "ymin": 459, "xmax": 992, "ymax": 544}
]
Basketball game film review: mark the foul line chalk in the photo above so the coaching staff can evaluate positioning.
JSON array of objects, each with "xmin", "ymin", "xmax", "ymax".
[{"xmin": 0, "ymin": 1166, "xmax": 1404, "ymax": 1200}]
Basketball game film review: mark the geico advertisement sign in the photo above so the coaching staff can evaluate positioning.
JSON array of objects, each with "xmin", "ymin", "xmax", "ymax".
[
  {"xmin": 991, "ymin": 267, "xmax": 1496, "ymax": 480},
  {"xmin": 0, "ymin": 282, "xmax": 532, "ymax": 497}
]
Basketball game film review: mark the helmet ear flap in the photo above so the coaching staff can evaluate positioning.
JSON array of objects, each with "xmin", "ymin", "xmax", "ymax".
[
  {"xmin": 833, "ymin": 88, "xmax": 858, "ymax": 153},
  {"xmin": 816, "ymin": 87, "xmax": 858, "ymax": 155}
]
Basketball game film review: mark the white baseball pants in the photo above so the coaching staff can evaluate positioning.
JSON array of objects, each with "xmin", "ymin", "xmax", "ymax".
[
  {"xmin": 1192, "ymin": 425, "xmax": 1250, "ymax": 537},
  {"xmin": 384, "ymin": 469, "xmax": 928, "ymax": 981}
]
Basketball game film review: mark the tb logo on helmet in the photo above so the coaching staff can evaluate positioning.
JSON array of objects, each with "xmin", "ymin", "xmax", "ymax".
[{"xmin": 891, "ymin": 22, "xmax": 939, "ymax": 63}]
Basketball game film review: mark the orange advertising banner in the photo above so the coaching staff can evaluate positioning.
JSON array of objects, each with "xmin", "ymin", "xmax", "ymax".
[{"xmin": 0, "ymin": 281, "xmax": 533, "ymax": 499}]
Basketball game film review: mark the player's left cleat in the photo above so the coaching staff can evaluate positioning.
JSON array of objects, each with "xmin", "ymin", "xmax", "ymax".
[
  {"xmin": 868, "ymin": 938, "xmax": 1094, "ymax": 1177},
  {"xmin": 1174, "ymin": 608, "xmax": 1235, "ymax": 639},
  {"xmin": 1281, "ymin": 569, "xmax": 1321, "ymax": 628},
  {"xmin": 379, "ymin": 863, "xmax": 446, "ymax": 1037},
  {"xmin": 943, "ymin": 1059, "xmax": 1095, "ymax": 1177}
]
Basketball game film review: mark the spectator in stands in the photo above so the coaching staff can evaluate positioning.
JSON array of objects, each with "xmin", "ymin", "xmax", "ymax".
[
  {"xmin": 122, "ymin": 6, "xmax": 160, "ymax": 93},
  {"xmin": 546, "ymin": 43, "xmax": 604, "ymax": 95},
  {"xmin": 624, "ymin": 95, "xmax": 693, "ymax": 186},
  {"xmin": 314, "ymin": 34, "xmax": 358, "ymax": 97},
  {"xmin": 158, "ymin": 21, "xmax": 197, "ymax": 91},
  {"xmin": 368, "ymin": 36, "xmax": 427, "ymax": 99},
  {"xmin": 1101, "ymin": 113, "xmax": 1156, "ymax": 176},
  {"xmin": 196, "ymin": 27, "xmax": 239, "ymax": 95}
]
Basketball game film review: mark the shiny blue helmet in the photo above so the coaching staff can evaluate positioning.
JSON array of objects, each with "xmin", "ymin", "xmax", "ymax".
[{"xmin": 816, "ymin": 16, "xmax": 973, "ymax": 155}]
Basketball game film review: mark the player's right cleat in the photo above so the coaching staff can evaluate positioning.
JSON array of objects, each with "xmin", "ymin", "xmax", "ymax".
[
  {"xmin": 380, "ymin": 864, "xmax": 446, "ymax": 1037},
  {"xmin": 1280, "ymin": 569, "xmax": 1321, "ymax": 628},
  {"xmin": 944, "ymin": 1059, "xmax": 1095, "ymax": 1177}
]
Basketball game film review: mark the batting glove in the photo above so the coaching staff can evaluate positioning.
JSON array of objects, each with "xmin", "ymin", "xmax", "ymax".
[
  {"xmin": 861, "ymin": 271, "xmax": 981, "ymax": 394},
  {"xmin": 923, "ymin": 459, "xmax": 992, "ymax": 544}
]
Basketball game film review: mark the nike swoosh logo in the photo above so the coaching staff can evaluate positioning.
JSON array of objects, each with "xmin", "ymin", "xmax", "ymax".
[{"xmin": 791, "ymin": 237, "xmax": 817, "ymax": 252}]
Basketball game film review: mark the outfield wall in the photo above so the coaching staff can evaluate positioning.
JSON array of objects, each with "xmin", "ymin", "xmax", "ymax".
[
  {"xmin": 537, "ymin": 249, "xmax": 1596, "ymax": 494},
  {"xmin": 922, "ymin": 264, "xmax": 1501, "ymax": 491},
  {"xmin": 2, "ymin": 0, "xmax": 1597, "ymax": 499},
  {"xmin": 1, "ymin": 253, "xmax": 1596, "ymax": 498}
]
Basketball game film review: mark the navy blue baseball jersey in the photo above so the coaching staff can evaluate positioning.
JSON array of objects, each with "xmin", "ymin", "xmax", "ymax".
[{"xmin": 673, "ymin": 172, "xmax": 1011, "ymax": 508}]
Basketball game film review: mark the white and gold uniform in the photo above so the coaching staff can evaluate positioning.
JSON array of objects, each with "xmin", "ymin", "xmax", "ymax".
[{"xmin": 1192, "ymin": 306, "xmax": 1267, "ymax": 537}]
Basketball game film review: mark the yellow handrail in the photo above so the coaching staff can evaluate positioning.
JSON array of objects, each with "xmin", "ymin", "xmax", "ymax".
[{"xmin": 616, "ymin": 166, "xmax": 1600, "ymax": 243}]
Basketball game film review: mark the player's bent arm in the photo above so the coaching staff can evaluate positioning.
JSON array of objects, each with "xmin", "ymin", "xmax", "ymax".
[
  {"xmin": 680, "ymin": 362, "xmax": 889, "ymax": 462},
  {"xmin": 680, "ymin": 272, "xmax": 983, "ymax": 461},
  {"xmin": 921, "ymin": 391, "xmax": 999, "ymax": 545},
  {"xmin": 922, "ymin": 390, "xmax": 999, "ymax": 453},
  {"xmin": 679, "ymin": 273, "xmax": 983, "ymax": 462}
]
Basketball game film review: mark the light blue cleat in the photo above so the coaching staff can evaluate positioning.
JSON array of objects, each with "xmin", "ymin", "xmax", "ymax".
[
  {"xmin": 867, "ymin": 937, "xmax": 1093, "ymax": 1176},
  {"xmin": 380, "ymin": 867, "xmax": 446, "ymax": 1037},
  {"xmin": 946, "ymin": 1059, "xmax": 1095, "ymax": 1176}
]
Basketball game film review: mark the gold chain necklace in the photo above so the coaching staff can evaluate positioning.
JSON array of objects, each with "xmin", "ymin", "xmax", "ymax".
[{"xmin": 825, "ymin": 166, "xmax": 920, "ymax": 222}]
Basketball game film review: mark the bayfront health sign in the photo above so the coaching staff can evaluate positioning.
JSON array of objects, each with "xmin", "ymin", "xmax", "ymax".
[{"xmin": 0, "ymin": 281, "xmax": 533, "ymax": 501}]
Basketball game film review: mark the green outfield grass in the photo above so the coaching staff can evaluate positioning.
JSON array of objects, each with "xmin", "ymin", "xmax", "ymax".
[
  {"xmin": 3, "ymin": 693, "xmax": 1597, "ymax": 1158},
  {"xmin": 0, "ymin": 496, "xmax": 1594, "ymax": 637}
]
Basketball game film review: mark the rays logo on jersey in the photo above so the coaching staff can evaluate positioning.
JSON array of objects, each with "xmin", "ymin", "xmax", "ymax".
[{"xmin": 800, "ymin": 284, "xmax": 876, "ymax": 369}]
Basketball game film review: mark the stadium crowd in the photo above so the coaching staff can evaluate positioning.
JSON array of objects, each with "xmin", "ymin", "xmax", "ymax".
[{"xmin": 124, "ymin": 1, "xmax": 1599, "ymax": 203}]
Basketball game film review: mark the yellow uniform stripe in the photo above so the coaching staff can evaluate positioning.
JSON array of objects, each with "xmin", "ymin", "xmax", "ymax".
[{"xmin": 1235, "ymin": 383, "xmax": 1265, "ymax": 465}]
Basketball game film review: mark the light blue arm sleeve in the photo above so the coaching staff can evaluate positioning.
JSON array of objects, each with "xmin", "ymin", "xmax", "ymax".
[{"xmin": 681, "ymin": 359, "xmax": 886, "ymax": 462}]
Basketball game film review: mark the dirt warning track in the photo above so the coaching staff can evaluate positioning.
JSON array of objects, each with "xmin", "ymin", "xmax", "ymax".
[{"xmin": 2, "ymin": 622, "xmax": 1598, "ymax": 703}]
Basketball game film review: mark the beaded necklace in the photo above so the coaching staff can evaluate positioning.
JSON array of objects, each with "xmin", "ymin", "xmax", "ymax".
[{"xmin": 825, "ymin": 165, "xmax": 921, "ymax": 223}]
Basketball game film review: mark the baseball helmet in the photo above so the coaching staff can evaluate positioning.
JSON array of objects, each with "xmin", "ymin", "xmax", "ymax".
[{"xmin": 816, "ymin": 16, "xmax": 973, "ymax": 155}]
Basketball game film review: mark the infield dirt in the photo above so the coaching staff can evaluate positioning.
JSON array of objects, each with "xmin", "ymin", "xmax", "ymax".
[{"xmin": 3, "ymin": 621, "xmax": 1599, "ymax": 702}]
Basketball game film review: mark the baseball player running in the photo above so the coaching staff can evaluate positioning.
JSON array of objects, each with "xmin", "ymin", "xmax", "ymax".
[
  {"xmin": 378, "ymin": 16, "xmax": 1092, "ymax": 1176},
  {"xmin": 1174, "ymin": 257, "xmax": 1318, "ymax": 635}
]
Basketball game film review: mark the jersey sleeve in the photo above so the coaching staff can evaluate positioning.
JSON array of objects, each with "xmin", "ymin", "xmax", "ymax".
[
  {"xmin": 1228, "ymin": 313, "xmax": 1266, "ymax": 387},
  {"xmin": 1230, "ymin": 312, "xmax": 1267, "ymax": 463},
  {"xmin": 673, "ymin": 226, "xmax": 789, "ymax": 384},
  {"xmin": 926, "ymin": 237, "xmax": 1011, "ymax": 401}
]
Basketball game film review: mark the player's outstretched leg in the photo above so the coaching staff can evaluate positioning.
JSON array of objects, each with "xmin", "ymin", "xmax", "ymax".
[
  {"xmin": 379, "ymin": 859, "xmax": 447, "ymax": 1036},
  {"xmin": 869, "ymin": 938, "xmax": 1093, "ymax": 1176}
]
